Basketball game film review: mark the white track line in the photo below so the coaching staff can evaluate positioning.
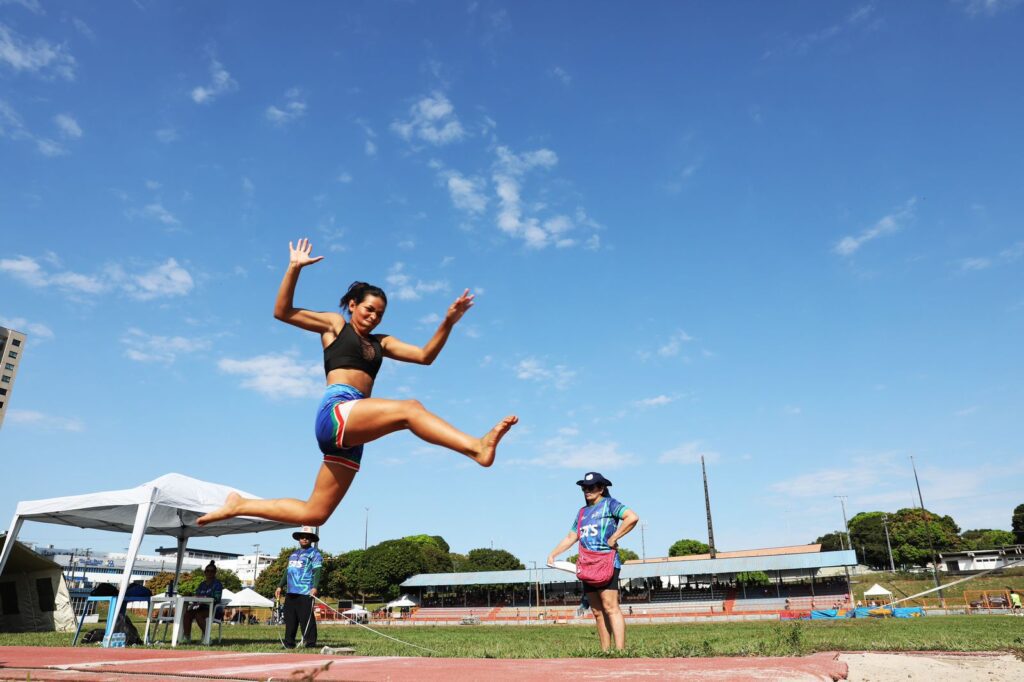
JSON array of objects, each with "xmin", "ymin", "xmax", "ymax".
[
  {"xmin": 47, "ymin": 652, "xmax": 259, "ymax": 670},
  {"xmin": 190, "ymin": 656, "xmax": 402, "ymax": 676}
]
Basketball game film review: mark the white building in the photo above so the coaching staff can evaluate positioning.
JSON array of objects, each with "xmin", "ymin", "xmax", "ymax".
[
  {"xmin": 940, "ymin": 544, "xmax": 1024, "ymax": 572},
  {"xmin": 0, "ymin": 326, "xmax": 27, "ymax": 429},
  {"xmin": 28, "ymin": 543, "xmax": 275, "ymax": 589}
]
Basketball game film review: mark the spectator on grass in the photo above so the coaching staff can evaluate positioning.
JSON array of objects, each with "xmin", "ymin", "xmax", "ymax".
[
  {"xmin": 1009, "ymin": 588, "xmax": 1022, "ymax": 615},
  {"xmin": 547, "ymin": 471, "xmax": 639, "ymax": 651},
  {"xmin": 181, "ymin": 562, "xmax": 223, "ymax": 643}
]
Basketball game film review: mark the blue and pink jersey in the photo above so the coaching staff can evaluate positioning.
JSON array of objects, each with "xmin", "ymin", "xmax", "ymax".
[
  {"xmin": 571, "ymin": 497, "xmax": 630, "ymax": 569},
  {"xmin": 285, "ymin": 547, "xmax": 323, "ymax": 595}
]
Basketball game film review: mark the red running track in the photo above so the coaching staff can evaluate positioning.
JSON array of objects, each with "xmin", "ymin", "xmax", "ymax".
[{"xmin": 0, "ymin": 646, "xmax": 848, "ymax": 681}]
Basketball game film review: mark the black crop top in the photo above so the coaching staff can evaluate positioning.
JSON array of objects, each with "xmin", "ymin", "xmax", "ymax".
[{"xmin": 323, "ymin": 323, "xmax": 390, "ymax": 379}]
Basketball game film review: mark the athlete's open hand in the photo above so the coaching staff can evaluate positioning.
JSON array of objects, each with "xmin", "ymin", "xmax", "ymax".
[
  {"xmin": 289, "ymin": 238, "xmax": 324, "ymax": 268},
  {"xmin": 444, "ymin": 289, "xmax": 475, "ymax": 326}
]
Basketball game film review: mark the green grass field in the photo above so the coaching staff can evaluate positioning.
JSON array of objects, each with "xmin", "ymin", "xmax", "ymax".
[{"xmin": 2, "ymin": 616, "xmax": 1023, "ymax": 658}]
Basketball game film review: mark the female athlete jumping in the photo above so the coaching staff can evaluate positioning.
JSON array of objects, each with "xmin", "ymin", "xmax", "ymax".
[{"xmin": 199, "ymin": 238, "xmax": 517, "ymax": 527}]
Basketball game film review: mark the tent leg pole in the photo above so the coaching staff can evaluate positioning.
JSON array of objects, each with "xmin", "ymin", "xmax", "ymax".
[
  {"xmin": 112, "ymin": 499, "xmax": 155, "ymax": 646},
  {"xmin": 0, "ymin": 515, "xmax": 24, "ymax": 578}
]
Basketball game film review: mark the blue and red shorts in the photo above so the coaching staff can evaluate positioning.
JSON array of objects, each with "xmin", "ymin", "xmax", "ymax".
[{"xmin": 314, "ymin": 384, "xmax": 365, "ymax": 472}]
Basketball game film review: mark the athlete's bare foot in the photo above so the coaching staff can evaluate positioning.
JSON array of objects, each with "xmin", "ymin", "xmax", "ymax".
[
  {"xmin": 473, "ymin": 415, "xmax": 518, "ymax": 467},
  {"xmin": 197, "ymin": 492, "xmax": 244, "ymax": 526}
]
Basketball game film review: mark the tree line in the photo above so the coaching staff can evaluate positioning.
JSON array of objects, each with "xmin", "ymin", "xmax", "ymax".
[{"xmin": 813, "ymin": 503, "xmax": 1024, "ymax": 570}]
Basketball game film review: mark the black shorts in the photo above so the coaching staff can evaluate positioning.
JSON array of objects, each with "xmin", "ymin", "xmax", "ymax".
[{"xmin": 583, "ymin": 567, "xmax": 621, "ymax": 592}]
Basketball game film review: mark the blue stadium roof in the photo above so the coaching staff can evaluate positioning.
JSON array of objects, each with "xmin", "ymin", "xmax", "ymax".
[{"xmin": 401, "ymin": 549, "xmax": 857, "ymax": 588}]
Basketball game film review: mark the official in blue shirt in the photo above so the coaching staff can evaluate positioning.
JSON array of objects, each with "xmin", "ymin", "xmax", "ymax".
[
  {"xmin": 547, "ymin": 472, "xmax": 638, "ymax": 651},
  {"xmin": 276, "ymin": 526, "xmax": 323, "ymax": 648}
]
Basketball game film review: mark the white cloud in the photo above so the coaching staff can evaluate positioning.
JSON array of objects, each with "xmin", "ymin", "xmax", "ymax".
[
  {"xmin": 266, "ymin": 88, "xmax": 307, "ymax": 126},
  {"xmin": 515, "ymin": 357, "xmax": 575, "ymax": 390},
  {"xmin": 959, "ymin": 257, "xmax": 991, "ymax": 271},
  {"xmin": 511, "ymin": 435, "xmax": 637, "ymax": 470},
  {"xmin": 492, "ymin": 145, "xmax": 566, "ymax": 248},
  {"xmin": 155, "ymin": 127, "xmax": 178, "ymax": 143},
  {"xmin": 1, "ymin": 100, "xmax": 74, "ymax": 157},
  {"xmin": 665, "ymin": 162, "xmax": 700, "ymax": 194},
  {"xmin": 439, "ymin": 168, "xmax": 488, "ymax": 215},
  {"xmin": 0, "ymin": 316, "xmax": 53, "ymax": 341},
  {"xmin": 418, "ymin": 312, "xmax": 441, "ymax": 326},
  {"xmin": 549, "ymin": 66, "xmax": 571, "ymax": 85},
  {"xmin": 0, "ymin": 1, "xmax": 44, "ymax": 15},
  {"xmin": 658, "ymin": 441, "xmax": 720, "ymax": 464},
  {"xmin": 121, "ymin": 328, "xmax": 210, "ymax": 364},
  {"xmin": 337, "ymin": 172, "xmax": 353, "ymax": 184},
  {"xmin": 218, "ymin": 352, "xmax": 322, "ymax": 399},
  {"xmin": 124, "ymin": 258, "xmax": 194, "ymax": 300},
  {"xmin": 959, "ymin": 0, "xmax": 1023, "ymax": 16},
  {"xmin": 385, "ymin": 262, "xmax": 447, "ymax": 301},
  {"xmin": 762, "ymin": 4, "xmax": 878, "ymax": 60},
  {"xmin": 0, "ymin": 22, "xmax": 76, "ymax": 80},
  {"xmin": 129, "ymin": 202, "xmax": 180, "ymax": 226},
  {"xmin": 954, "ymin": 405, "xmax": 980, "ymax": 417},
  {"xmin": 1, "ymin": 254, "xmax": 194, "ymax": 300},
  {"xmin": 0, "ymin": 255, "xmax": 97, "ymax": 292},
  {"xmin": 6, "ymin": 409, "xmax": 84, "ymax": 432},
  {"xmin": 391, "ymin": 91, "xmax": 465, "ymax": 146},
  {"xmin": 783, "ymin": 405, "xmax": 802, "ymax": 416},
  {"xmin": 834, "ymin": 198, "xmax": 916, "ymax": 256},
  {"xmin": 34, "ymin": 137, "xmax": 64, "ymax": 156},
  {"xmin": 71, "ymin": 17, "xmax": 96, "ymax": 41},
  {"xmin": 53, "ymin": 113, "xmax": 82, "ymax": 139},
  {"xmin": 191, "ymin": 58, "xmax": 238, "ymax": 104},
  {"xmin": 635, "ymin": 395, "xmax": 675, "ymax": 408},
  {"xmin": 959, "ymin": 241, "xmax": 1024, "ymax": 273},
  {"xmin": 657, "ymin": 330, "xmax": 694, "ymax": 357}
]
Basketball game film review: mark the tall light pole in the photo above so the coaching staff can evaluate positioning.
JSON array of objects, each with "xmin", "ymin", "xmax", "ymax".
[
  {"xmin": 882, "ymin": 514, "xmax": 896, "ymax": 573},
  {"xmin": 364, "ymin": 507, "xmax": 370, "ymax": 550},
  {"xmin": 640, "ymin": 522, "xmax": 648, "ymax": 563},
  {"xmin": 701, "ymin": 456, "xmax": 717, "ymax": 559},
  {"xmin": 834, "ymin": 496, "xmax": 851, "ymax": 552},
  {"xmin": 252, "ymin": 543, "xmax": 261, "ymax": 586},
  {"xmin": 909, "ymin": 455, "xmax": 943, "ymax": 598}
]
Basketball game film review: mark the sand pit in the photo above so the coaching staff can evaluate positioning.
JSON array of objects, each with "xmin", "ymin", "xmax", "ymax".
[{"xmin": 842, "ymin": 652, "xmax": 1024, "ymax": 681}]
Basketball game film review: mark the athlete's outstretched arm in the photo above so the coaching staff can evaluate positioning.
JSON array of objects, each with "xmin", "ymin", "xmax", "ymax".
[
  {"xmin": 381, "ymin": 289, "xmax": 474, "ymax": 365},
  {"xmin": 547, "ymin": 531, "xmax": 579, "ymax": 565},
  {"xmin": 273, "ymin": 238, "xmax": 341, "ymax": 334}
]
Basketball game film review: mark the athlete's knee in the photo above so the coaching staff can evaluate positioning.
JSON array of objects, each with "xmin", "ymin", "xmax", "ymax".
[
  {"xmin": 303, "ymin": 506, "xmax": 332, "ymax": 526},
  {"xmin": 403, "ymin": 398, "xmax": 426, "ymax": 414}
]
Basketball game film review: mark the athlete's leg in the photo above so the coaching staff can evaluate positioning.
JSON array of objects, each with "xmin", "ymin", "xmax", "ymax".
[
  {"xmin": 198, "ymin": 462, "xmax": 355, "ymax": 526},
  {"xmin": 585, "ymin": 590, "xmax": 612, "ymax": 651},
  {"xmin": 598, "ymin": 586, "xmax": 626, "ymax": 650},
  {"xmin": 344, "ymin": 397, "xmax": 517, "ymax": 467}
]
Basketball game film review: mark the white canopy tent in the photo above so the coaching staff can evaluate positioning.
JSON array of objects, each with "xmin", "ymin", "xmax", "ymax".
[
  {"xmin": 0, "ymin": 473, "xmax": 295, "ymax": 630},
  {"xmin": 864, "ymin": 583, "xmax": 893, "ymax": 598},
  {"xmin": 225, "ymin": 587, "xmax": 273, "ymax": 608},
  {"xmin": 342, "ymin": 605, "xmax": 370, "ymax": 615},
  {"xmin": 386, "ymin": 594, "xmax": 418, "ymax": 609}
]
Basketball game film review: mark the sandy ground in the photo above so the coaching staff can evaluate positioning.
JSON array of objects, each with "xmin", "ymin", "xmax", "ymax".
[{"xmin": 842, "ymin": 652, "xmax": 1024, "ymax": 681}]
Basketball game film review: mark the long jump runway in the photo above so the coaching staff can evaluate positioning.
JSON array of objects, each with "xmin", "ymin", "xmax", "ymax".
[{"xmin": 0, "ymin": 646, "xmax": 847, "ymax": 681}]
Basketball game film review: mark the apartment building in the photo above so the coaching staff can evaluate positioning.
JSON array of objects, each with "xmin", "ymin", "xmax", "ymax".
[{"xmin": 0, "ymin": 326, "xmax": 27, "ymax": 429}]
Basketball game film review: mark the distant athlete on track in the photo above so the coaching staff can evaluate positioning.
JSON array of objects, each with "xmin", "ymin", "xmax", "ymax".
[{"xmin": 199, "ymin": 238, "xmax": 517, "ymax": 527}]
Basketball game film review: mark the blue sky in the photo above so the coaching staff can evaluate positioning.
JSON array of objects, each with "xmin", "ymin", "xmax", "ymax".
[{"xmin": 1, "ymin": 0, "xmax": 1022, "ymax": 565}]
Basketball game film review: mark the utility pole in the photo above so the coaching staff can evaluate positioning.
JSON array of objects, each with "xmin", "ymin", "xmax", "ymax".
[
  {"xmin": 882, "ymin": 514, "xmax": 896, "ymax": 573},
  {"xmin": 834, "ymin": 496, "xmax": 851, "ymax": 551},
  {"xmin": 364, "ymin": 508, "xmax": 370, "ymax": 550},
  {"xmin": 640, "ymin": 522, "xmax": 648, "ymax": 563},
  {"xmin": 252, "ymin": 543, "xmax": 261, "ymax": 586},
  {"xmin": 909, "ymin": 455, "xmax": 943, "ymax": 599},
  {"xmin": 701, "ymin": 456, "xmax": 717, "ymax": 559}
]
